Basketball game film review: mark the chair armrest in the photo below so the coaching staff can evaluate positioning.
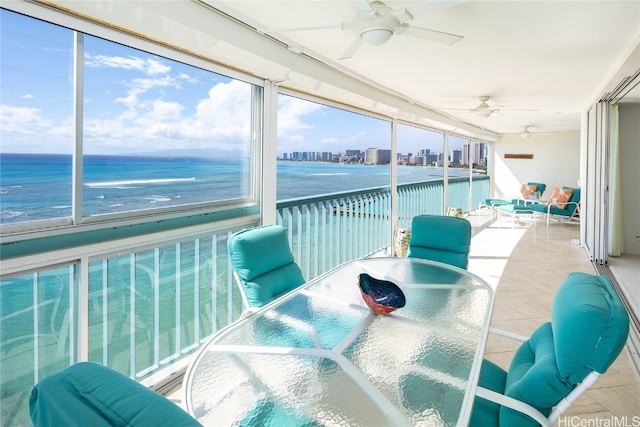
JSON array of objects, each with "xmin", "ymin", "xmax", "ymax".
[
  {"xmin": 488, "ymin": 327, "xmax": 529, "ymax": 342},
  {"xmin": 475, "ymin": 386, "xmax": 552, "ymax": 427}
]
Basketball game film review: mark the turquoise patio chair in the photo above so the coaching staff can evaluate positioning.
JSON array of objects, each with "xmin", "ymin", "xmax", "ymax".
[
  {"xmin": 470, "ymin": 272, "xmax": 629, "ymax": 426},
  {"xmin": 480, "ymin": 182, "xmax": 547, "ymax": 211},
  {"xmin": 228, "ymin": 224, "xmax": 305, "ymax": 310},
  {"xmin": 30, "ymin": 362, "xmax": 201, "ymax": 427},
  {"xmin": 406, "ymin": 214, "xmax": 472, "ymax": 269}
]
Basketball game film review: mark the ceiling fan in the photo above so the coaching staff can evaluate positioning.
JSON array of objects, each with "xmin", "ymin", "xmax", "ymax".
[
  {"xmin": 520, "ymin": 126, "xmax": 534, "ymax": 139},
  {"xmin": 447, "ymin": 96, "xmax": 539, "ymax": 118},
  {"xmin": 337, "ymin": 0, "xmax": 465, "ymax": 59},
  {"xmin": 260, "ymin": 0, "xmax": 465, "ymax": 60}
]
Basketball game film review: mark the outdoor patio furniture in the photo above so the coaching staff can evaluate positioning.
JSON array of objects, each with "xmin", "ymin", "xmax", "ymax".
[
  {"xmin": 470, "ymin": 272, "xmax": 629, "ymax": 427},
  {"xmin": 480, "ymin": 182, "xmax": 547, "ymax": 214},
  {"xmin": 29, "ymin": 362, "xmax": 201, "ymax": 427},
  {"xmin": 526, "ymin": 187, "xmax": 581, "ymax": 226},
  {"xmin": 228, "ymin": 224, "xmax": 305, "ymax": 310},
  {"xmin": 407, "ymin": 214, "xmax": 472, "ymax": 269}
]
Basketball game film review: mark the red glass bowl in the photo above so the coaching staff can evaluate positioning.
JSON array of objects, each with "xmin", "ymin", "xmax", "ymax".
[{"xmin": 358, "ymin": 273, "xmax": 406, "ymax": 315}]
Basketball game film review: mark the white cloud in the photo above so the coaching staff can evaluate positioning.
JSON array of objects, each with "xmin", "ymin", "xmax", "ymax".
[
  {"xmin": 277, "ymin": 96, "xmax": 324, "ymax": 135},
  {"xmin": 0, "ymin": 105, "xmax": 51, "ymax": 134},
  {"xmin": 85, "ymin": 53, "xmax": 171, "ymax": 75}
]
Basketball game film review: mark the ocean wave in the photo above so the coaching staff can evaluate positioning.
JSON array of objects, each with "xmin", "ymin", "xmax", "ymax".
[
  {"xmin": 84, "ymin": 177, "xmax": 196, "ymax": 188},
  {"xmin": 52, "ymin": 205, "xmax": 71, "ymax": 209},
  {"xmin": 310, "ymin": 173, "xmax": 351, "ymax": 176},
  {"xmin": 147, "ymin": 196, "xmax": 171, "ymax": 203}
]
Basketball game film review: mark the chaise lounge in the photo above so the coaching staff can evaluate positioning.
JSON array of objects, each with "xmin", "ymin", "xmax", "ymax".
[
  {"xmin": 525, "ymin": 187, "xmax": 580, "ymax": 226},
  {"xmin": 480, "ymin": 182, "xmax": 547, "ymax": 215}
]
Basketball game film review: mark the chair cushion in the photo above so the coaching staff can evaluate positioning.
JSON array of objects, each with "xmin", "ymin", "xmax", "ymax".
[
  {"xmin": 407, "ymin": 215, "xmax": 471, "ymax": 269},
  {"xmin": 551, "ymin": 272, "xmax": 629, "ymax": 382},
  {"xmin": 520, "ymin": 183, "xmax": 538, "ymax": 198},
  {"xmin": 30, "ymin": 362, "xmax": 201, "ymax": 427},
  {"xmin": 229, "ymin": 225, "xmax": 296, "ymax": 281},
  {"xmin": 471, "ymin": 272, "xmax": 629, "ymax": 426},
  {"xmin": 228, "ymin": 225, "xmax": 305, "ymax": 307},
  {"xmin": 547, "ymin": 188, "xmax": 573, "ymax": 209},
  {"xmin": 469, "ymin": 359, "xmax": 507, "ymax": 427},
  {"xmin": 244, "ymin": 262, "xmax": 305, "ymax": 307}
]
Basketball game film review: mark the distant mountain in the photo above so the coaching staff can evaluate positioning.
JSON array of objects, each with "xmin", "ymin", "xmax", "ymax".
[{"xmin": 127, "ymin": 148, "xmax": 245, "ymax": 159}]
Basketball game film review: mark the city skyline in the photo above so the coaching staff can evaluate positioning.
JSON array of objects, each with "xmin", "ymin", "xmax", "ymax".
[{"xmin": 280, "ymin": 142, "xmax": 489, "ymax": 167}]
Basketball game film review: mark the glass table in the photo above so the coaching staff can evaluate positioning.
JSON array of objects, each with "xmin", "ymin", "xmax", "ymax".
[{"xmin": 184, "ymin": 257, "xmax": 494, "ymax": 426}]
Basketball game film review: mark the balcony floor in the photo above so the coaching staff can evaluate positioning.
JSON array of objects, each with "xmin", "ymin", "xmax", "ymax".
[{"xmin": 169, "ymin": 210, "xmax": 640, "ymax": 424}]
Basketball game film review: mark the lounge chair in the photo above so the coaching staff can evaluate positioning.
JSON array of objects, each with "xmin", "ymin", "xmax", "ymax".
[
  {"xmin": 480, "ymin": 182, "xmax": 547, "ymax": 214},
  {"xmin": 526, "ymin": 187, "xmax": 580, "ymax": 226}
]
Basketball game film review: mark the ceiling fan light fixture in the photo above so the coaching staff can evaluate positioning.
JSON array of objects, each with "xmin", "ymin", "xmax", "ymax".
[{"xmin": 360, "ymin": 28, "xmax": 394, "ymax": 45}]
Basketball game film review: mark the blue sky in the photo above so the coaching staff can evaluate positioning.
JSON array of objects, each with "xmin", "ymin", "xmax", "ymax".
[{"xmin": 0, "ymin": 9, "xmax": 466, "ymax": 157}]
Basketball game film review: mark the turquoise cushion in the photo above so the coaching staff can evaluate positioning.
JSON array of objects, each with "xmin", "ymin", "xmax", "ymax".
[
  {"xmin": 30, "ymin": 362, "xmax": 201, "ymax": 427},
  {"xmin": 244, "ymin": 262, "xmax": 306, "ymax": 307},
  {"xmin": 228, "ymin": 225, "xmax": 305, "ymax": 307},
  {"xmin": 471, "ymin": 272, "xmax": 629, "ymax": 426},
  {"xmin": 469, "ymin": 359, "xmax": 506, "ymax": 427},
  {"xmin": 407, "ymin": 215, "xmax": 472, "ymax": 269},
  {"xmin": 500, "ymin": 323, "xmax": 565, "ymax": 426},
  {"xmin": 527, "ymin": 182, "xmax": 547, "ymax": 197},
  {"xmin": 551, "ymin": 272, "xmax": 629, "ymax": 382}
]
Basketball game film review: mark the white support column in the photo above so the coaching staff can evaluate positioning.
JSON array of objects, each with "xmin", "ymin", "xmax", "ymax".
[
  {"xmin": 261, "ymin": 82, "xmax": 278, "ymax": 225},
  {"xmin": 443, "ymin": 132, "xmax": 450, "ymax": 214},
  {"xmin": 72, "ymin": 32, "xmax": 84, "ymax": 224},
  {"xmin": 390, "ymin": 119, "xmax": 399, "ymax": 256}
]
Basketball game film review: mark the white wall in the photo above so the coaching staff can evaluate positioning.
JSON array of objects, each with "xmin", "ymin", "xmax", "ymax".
[
  {"xmin": 491, "ymin": 131, "xmax": 581, "ymax": 200},
  {"xmin": 618, "ymin": 104, "xmax": 640, "ymax": 254}
]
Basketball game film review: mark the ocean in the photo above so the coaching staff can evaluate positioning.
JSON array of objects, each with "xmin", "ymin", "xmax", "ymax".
[{"xmin": 0, "ymin": 153, "xmax": 476, "ymax": 224}]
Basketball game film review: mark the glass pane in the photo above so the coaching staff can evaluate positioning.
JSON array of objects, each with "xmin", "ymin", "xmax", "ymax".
[
  {"xmin": 87, "ymin": 232, "xmax": 241, "ymax": 378},
  {"xmin": 0, "ymin": 265, "xmax": 77, "ymax": 427},
  {"xmin": 397, "ymin": 124, "xmax": 446, "ymax": 185},
  {"xmin": 276, "ymin": 94, "xmax": 392, "ymax": 200},
  {"xmin": 0, "ymin": 10, "xmax": 74, "ymax": 224},
  {"xmin": 82, "ymin": 35, "xmax": 253, "ymax": 216}
]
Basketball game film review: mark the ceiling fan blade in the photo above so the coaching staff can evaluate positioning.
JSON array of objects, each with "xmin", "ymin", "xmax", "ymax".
[
  {"xmin": 400, "ymin": 25, "xmax": 463, "ymax": 45},
  {"xmin": 406, "ymin": 0, "xmax": 469, "ymax": 17},
  {"xmin": 339, "ymin": 38, "xmax": 365, "ymax": 59},
  {"xmin": 351, "ymin": 0, "xmax": 376, "ymax": 13}
]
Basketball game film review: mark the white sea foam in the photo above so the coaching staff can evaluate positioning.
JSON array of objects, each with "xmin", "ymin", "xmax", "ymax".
[
  {"xmin": 84, "ymin": 177, "xmax": 196, "ymax": 188},
  {"xmin": 147, "ymin": 196, "xmax": 171, "ymax": 203}
]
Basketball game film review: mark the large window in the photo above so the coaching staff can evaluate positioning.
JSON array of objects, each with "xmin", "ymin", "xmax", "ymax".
[
  {"xmin": 276, "ymin": 94, "xmax": 391, "ymax": 200},
  {"xmin": 0, "ymin": 10, "xmax": 74, "ymax": 223},
  {"xmin": 397, "ymin": 123, "xmax": 446, "ymax": 184},
  {"xmin": 0, "ymin": 9, "xmax": 256, "ymax": 227}
]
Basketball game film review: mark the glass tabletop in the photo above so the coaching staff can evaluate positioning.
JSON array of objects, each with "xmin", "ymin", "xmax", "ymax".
[{"xmin": 184, "ymin": 257, "xmax": 494, "ymax": 427}]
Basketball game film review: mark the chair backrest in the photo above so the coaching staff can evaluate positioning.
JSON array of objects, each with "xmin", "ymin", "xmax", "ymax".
[
  {"xmin": 406, "ymin": 214, "xmax": 472, "ymax": 269},
  {"xmin": 498, "ymin": 272, "xmax": 629, "ymax": 426},
  {"xmin": 30, "ymin": 362, "xmax": 202, "ymax": 427},
  {"xmin": 228, "ymin": 225, "xmax": 305, "ymax": 308},
  {"xmin": 527, "ymin": 182, "xmax": 546, "ymax": 197}
]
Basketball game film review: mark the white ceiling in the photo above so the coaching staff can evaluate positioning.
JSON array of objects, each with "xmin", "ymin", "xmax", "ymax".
[
  {"xmin": 24, "ymin": 0, "xmax": 640, "ymax": 138},
  {"xmin": 204, "ymin": 0, "xmax": 640, "ymax": 135}
]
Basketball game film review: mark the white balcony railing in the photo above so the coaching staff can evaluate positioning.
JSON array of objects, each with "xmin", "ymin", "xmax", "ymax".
[{"xmin": 0, "ymin": 175, "xmax": 488, "ymax": 427}]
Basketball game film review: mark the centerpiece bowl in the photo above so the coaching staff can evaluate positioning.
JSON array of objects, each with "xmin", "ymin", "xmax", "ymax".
[{"xmin": 358, "ymin": 273, "xmax": 406, "ymax": 315}]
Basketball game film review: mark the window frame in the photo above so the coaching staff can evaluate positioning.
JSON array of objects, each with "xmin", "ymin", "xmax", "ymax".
[{"xmin": 0, "ymin": 8, "xmax": 265, "ymax": 236}]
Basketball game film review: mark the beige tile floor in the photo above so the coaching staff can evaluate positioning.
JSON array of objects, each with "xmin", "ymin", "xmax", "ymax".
[
  {"xmin": 467, "ymin": 210, "xmax": 640, "ymax": 424},
  {"xmin": 171, "ymin": 210, "xmax": 640, "ymax": 424}
]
